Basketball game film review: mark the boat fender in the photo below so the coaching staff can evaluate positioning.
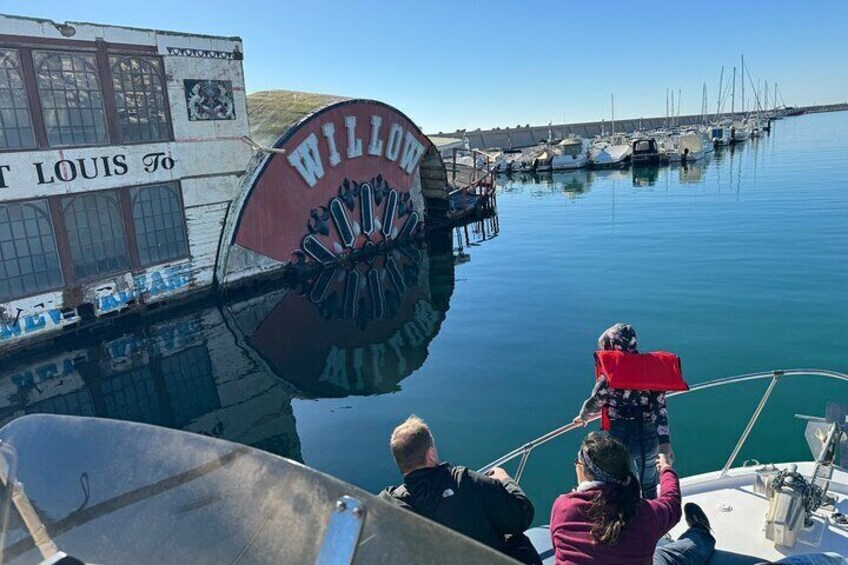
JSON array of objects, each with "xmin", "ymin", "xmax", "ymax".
[{"xmin": 594, "ymin": 351, "xmax": 689, "ymax": 431}]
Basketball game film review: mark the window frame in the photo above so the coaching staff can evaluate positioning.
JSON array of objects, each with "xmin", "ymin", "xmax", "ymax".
[
  {"xmin": 60, "ymin": 188, "xmax": 132, "ymax": 283},
  {"xmin": 0, "ymin": 197, "xmax": 66, "ymax": 302},
  {"xmin": 32, "ymin": 48, "xmax": 110, "ymax": 148},
  {"xmin": 129, "ymin": 183, "xmax": 191, "ymax": 268},
  {"xmin": 0, "ymin": 35, "xmax": 173, "ymax": 152},
  {"xmin": 109, "ymin": 54, "xmax": 173, "ymax": 144},
  {"xmin": 0, "ymin": 47, "xmax": 37, "ymax": 150}
]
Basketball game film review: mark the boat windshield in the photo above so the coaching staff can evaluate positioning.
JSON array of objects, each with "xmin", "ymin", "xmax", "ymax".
[
  {"xmin": 557, "ymin": 140, "xmax": 584, "ymax": 158},
  {"xmin": 633, "ymin": 139, "xmax": 655, "ymax": 152},
  {"xmin": 0, "ymin": 415, "xmax": 513, "ymax": 565}
]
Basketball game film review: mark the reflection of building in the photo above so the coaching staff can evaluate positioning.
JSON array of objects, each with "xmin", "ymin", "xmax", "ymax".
[
  {"xmin": 0, "ymin": 306, "xmax": 303, "ymax": 461},
  {"xmin": 0, "ymin": 235, "xmax": 459, "ymax": 461}
]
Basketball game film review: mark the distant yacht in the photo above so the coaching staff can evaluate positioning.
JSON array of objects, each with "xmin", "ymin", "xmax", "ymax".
[
  {"xmin": 590, "ymin": 134, "xmax": 632, "ymax": 168},
  {"xmin": 551, "ymin": 137, "xmax": 590, "ymax": 170}
]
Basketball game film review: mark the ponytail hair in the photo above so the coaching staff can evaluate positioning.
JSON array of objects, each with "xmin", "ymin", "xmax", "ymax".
[{"xmin": 580, "ymin": 432, "xmax": 641, "ymax": 545}]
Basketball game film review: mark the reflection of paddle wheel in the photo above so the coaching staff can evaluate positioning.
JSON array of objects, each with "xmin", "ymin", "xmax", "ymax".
[
  {"xmin": 245, "ymin": 242, "xmax": 441, "ymax": 397},
  {"xmin": 297, "ymin": 175, "xmax": 423, "ymax": 267}
]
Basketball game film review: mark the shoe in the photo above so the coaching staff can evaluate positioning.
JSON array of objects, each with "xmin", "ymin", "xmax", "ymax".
[{"xmin": 684, "ymin": 502, "xmax": 711, "ymax": 532}]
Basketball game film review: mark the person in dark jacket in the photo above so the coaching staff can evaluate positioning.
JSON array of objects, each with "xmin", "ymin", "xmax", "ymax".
[{"xmin": 380, "ymin": 415, "xmax": 539, "ymax": 563}]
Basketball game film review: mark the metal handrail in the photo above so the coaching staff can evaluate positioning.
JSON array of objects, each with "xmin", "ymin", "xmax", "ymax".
[{"xmin": 478, "ymin": 369, "xmax": 848, "ymax": 481}]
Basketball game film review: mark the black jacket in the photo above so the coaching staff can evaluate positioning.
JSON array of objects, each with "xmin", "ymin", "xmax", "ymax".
[{"xmin": 380, "ymin": 463, "xmax": 535, "ymax": 551}]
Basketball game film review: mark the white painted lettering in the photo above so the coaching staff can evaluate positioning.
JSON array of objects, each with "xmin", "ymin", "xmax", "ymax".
[
  {"xmin": 385, "ymin": 123, "xmax": 404, "ymax": 162},
  {"xmin": 367, "ymin": 115, "xmax": 384, "ymax": 156},
  {"xmin": 399, "ymin": 131, "xmax": 426, "ymax": 174},
  {"xmin": 321, "ymin": 122, "xmax": 341, "ymax": 167},
  {"xmin": 344, "ymin": 116, "xmax": 363, "ymax": 159},
  {"xmin": 287, "ymin": 133, "xmax": 325, "ymax": 187}
]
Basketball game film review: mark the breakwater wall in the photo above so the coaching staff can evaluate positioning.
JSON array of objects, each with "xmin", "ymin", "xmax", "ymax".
[{"xmin": 437, "ymin": 103, "xmax": 848, "ymax": 150}]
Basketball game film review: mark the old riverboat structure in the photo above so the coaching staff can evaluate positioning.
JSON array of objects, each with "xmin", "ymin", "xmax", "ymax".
[{"xmin": 0, "ymin": 15, "xmax": 483, "ymax": 352}]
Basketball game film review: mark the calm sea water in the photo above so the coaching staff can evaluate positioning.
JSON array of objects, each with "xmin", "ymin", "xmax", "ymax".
[{"xmin": 2, "ymin": 112, "xmax": 846, "ymax": 523}]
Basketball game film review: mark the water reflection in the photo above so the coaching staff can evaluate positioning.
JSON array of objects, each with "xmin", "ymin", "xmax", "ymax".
[
  {"xmin": 499, "ymin": 170, "xmax": 594, "ymax": 197},
  {"xmin": 632, "ymin": 165, "xmax": 660, "ymax": 187},
  {"xmin": 0, "ymin": 226, "xmax": 491, "ymax": 462},
  {"xmin": 679, "ymin": 161, "xmax": 705, "ymax": 184}
]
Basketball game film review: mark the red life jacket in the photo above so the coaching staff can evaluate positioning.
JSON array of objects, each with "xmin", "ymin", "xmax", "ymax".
[{"xmin": 593, "ymin": 350, "xmax": 688, "ymax": 431}]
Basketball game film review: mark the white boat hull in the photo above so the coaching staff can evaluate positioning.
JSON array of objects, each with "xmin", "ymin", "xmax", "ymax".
[{"xmin": 550, "ymin": 155, "xmax": 589, "ymax": 170}]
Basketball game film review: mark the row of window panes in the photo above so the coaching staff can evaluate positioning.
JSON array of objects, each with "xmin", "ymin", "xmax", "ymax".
[
  {"xmin": 0, "ymin": 48, "xmax": 170, "ymax": 150},
  {"xmin": 0, "ymin": 184, "xmax": 189, "ymax": 302}
]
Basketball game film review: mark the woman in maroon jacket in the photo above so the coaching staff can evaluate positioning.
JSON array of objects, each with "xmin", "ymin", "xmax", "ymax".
[{"xmin": 550, "ymin": 432, "xmax": 715, "ymax": 565}]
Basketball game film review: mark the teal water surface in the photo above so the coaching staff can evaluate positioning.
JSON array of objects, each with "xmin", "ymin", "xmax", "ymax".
[
  {"xmin": 1, "ymin": 112, "xmax": 846, "ymax": 525},
  {"xmin": 291, "ymin": 111, "xmax": 848, "ymax": 518}
]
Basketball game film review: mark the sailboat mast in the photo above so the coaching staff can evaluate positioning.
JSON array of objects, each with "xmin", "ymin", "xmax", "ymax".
[
  {"xmin": 741, "ymin": 55, "xmax": 745, "ymax": 113},
  {"xmin": 671, "ymin": 90, "xmax": 675, "ymax": 128},
  {"xmin": 716, "ymin": 66, "xmax": 724, "ymax": 119},
  {"xmin": 611, "ymin": 93, "xmax": 615, "ymax": 136},
  {"xmin": 731, "ymin": 67, "xmax": 736, "ymax": 114},
  {"xmin": 764, "ymin": 80, "xmax": 769, "ymax": 109},
  {"xmin": 702, "ymin": 83, "xmax": 708, "ymax": 124},
  {"xmin": 678, "ymin": 88, "xmax": 682, "ymax": 126}
]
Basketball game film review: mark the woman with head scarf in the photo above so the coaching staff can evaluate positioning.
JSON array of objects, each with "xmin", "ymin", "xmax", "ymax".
[
  {"xmin": 573, "ymin": 323, "xmax": 680, "ymax": 499},
  {"xmin": 550, "ymin": 432, "xmax": 714, "ymax": 565}
]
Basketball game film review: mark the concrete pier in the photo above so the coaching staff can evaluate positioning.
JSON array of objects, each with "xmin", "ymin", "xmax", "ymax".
[{"xmin": 435, "ymin": 103, "xmax": 848, "ymax": 150}]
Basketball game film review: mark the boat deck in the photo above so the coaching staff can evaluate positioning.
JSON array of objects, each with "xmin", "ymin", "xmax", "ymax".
[
  {"xmin": 528, "ymin": 462, "xmax": 848, "ymax": 564},
  {"xmin": 671, "ymin": 463, "xmax": 848, "ymax": 562}
]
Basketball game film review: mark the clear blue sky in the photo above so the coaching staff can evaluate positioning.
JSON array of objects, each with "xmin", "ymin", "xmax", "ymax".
[{"xmin": 5, "ymin": 1, "xmax": 846, "ymax": 133}]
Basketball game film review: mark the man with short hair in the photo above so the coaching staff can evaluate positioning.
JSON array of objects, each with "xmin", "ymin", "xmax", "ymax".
[{"xmin": 380, "ymin": 415, "xmax": 538, "ymax": 563}]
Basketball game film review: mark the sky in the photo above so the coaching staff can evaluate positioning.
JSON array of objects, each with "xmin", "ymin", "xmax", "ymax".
[{"xmin": 3, "ymin": 1, "xmax": 846, "ymax": 133}]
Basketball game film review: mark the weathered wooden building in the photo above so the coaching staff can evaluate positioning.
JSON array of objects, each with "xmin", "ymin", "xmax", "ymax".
[
  {"xmin": 0, "ymin": 15, "xmax": 453, "ymax": 351},
  {"xmin": 0, "ymin": 15, "xmax": 253, "ymax": 348}
]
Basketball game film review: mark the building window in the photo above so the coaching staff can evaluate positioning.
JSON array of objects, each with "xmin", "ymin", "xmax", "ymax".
[
  {"xmin": 34, "ymin": 51, "xmax": 108, "ymax": 147},
  {"xmin": 0, "ymin": 49, "xmax": 36, "ymax": 150},
  {"xmin": 131, "ymin": 184, "xmax": 188, "ymax": 266},
  {"xmin": 62, "ymin": 192, "xmax": 129, "ymax": 280},
  {"xmin": 110, "ymin": 56, "xmax": 170, "ymax": 142},
  {"xmin": 0, "ymin": 201, "xmax": 64, "ymax": 301}
]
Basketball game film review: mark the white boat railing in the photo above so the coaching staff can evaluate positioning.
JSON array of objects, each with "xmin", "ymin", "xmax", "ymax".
[{"xmin": 478, "ymin": 369, "xmax": 848, "ymax": 483}]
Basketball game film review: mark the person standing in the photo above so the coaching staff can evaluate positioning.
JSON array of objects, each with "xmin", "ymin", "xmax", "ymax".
[{"xmin": 573, "ymin": 323, "xmax": 688, "ymax": 499}]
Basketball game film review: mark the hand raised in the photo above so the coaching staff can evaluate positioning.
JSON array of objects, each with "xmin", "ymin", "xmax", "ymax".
[{"xmin": 486, "ymin": 467, "xmax": 511, "ymax": 484}]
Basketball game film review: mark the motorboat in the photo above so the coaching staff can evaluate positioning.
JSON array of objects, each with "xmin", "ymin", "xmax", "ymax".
[
  {"xmin": 1, "ymin": 371, "xmax": 845, "ymax": 563},
  {"xmin": 678, "ymin": 132, "xmax": 708, "ymax": 162},
  {"xmin": 711, "ymin": 125, "xmax": 732, "ymax": 146},
  {"xmin": 631, "ymin": 136, "xmax": 661, "ymax": 165},
  {"xmin": 0, "ymin": 415, "xmax": 514, "ymax": 564},
  {"xmin": 480, "ymin": 369, "xmax": 848, "ymax": 564},
  {"xmin": 533, "ymin": 148, "xmax": 554, "ymax": 172},
  {"xmin": 731, "ymin": 121, "xmax": 750, "ymax": 143},
  {"xmin": 590, "ymin": 134, "xmax": 632, "ymax": 168},
  {"xmin": 551, "ymin": 137, "xmax": 590, "ymax": 170}
]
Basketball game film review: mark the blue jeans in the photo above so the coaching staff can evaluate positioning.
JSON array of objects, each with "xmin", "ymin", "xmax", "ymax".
[
  {"xmin": 609, "ymin": 418, "xmax": 660, "ymax": 499},
  {"xmin": 654, "ymin": 527, "xmax": 715, "ymax": 565}
]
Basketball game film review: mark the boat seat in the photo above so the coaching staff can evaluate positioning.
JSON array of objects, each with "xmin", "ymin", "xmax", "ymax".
[{"xmin": 526, "ymin": 526, "xmax": 556, "ymax": 564}]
